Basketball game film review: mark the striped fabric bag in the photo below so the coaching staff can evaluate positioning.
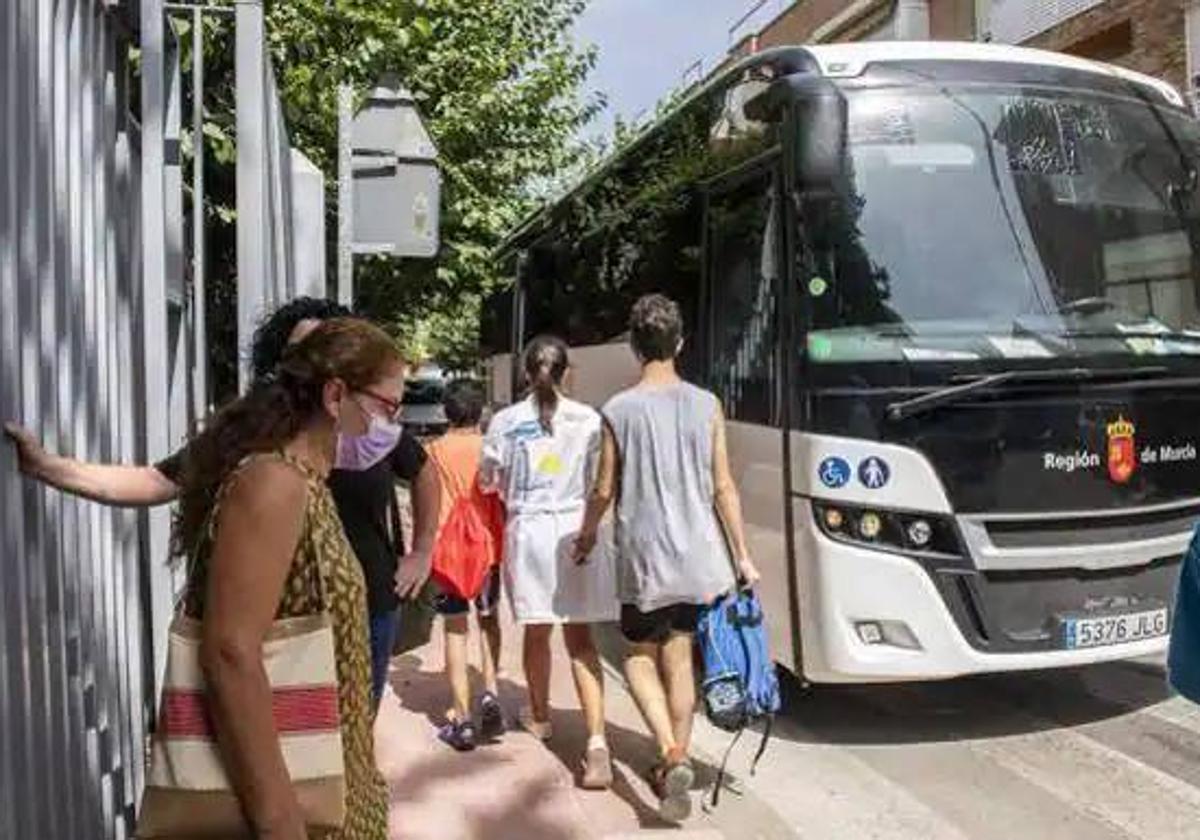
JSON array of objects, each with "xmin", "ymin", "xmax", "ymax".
[{"xmin": 136, "ymin": 611, "xmax": 346, "ymax": 836}]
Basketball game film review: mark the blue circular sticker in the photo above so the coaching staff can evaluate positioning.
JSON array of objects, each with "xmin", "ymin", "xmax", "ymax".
[
  {"xmin": 858, "ymin": 456, "xmax": 891, "ymax": 490},
  {"xmin": 818, "ymin": 457, "xmax": 852, "ymax": 489}
]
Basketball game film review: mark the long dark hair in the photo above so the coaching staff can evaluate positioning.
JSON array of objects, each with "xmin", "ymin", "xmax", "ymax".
[
  {"xmin": 172, "ymin": 318, "xmax": 404, "ymax": 559},
  {"xmin": 523, "ymin": 335, "xmax": 569, "ymax": 434},
  {"xmin": 249, "ymin": 297, "xmax": 351, "ymax": 381}
]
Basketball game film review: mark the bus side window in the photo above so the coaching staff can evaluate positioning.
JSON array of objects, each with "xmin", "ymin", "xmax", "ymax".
[{"xmin": 706, "ymin": 170, "xmax": 780, "ymax": 426}]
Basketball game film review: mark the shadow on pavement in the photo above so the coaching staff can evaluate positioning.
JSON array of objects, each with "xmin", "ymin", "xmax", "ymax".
[
  {"xmin": 771, "ymin": 657, "xmax": 1173, "ymax": 747},
  {"xmin": 384, "ymin": 748, "xmax": 578, "ymax": 840},
  {"xmin": 387, "ymin": 647, "xmax": 709, "ymax": 830}
]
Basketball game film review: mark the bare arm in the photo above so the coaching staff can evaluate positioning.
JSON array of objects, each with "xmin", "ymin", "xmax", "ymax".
[
  {"xmin": 199, "ymin": 460, "xmax": 309, "ymax": 839},
  {"xmin": 712, "ymin": 406, "xmax": 760, "ymax": 586},
  {"xmin": 4, "ymin": 422, "xmax": 178, "ymax": 507},
  {"xmin": 478, "ymin": 423, "xmax": 505, "ymax": 496},
  {"xmin": 395, "ymin": 459, "xmax": 440, "ymax": 598},
  {"xmin": 571, "ymin": 423, "xmax": 617, "ymax": 563}
]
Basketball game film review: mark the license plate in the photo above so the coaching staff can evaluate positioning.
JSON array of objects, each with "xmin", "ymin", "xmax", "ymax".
[{"xmin": 1062, "ymin": 608, "xmax": 1168, "ymax": 650}]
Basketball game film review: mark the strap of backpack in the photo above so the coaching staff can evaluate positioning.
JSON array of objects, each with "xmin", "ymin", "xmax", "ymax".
[
  {"xmin": 750, "ymin": 713, "xmax": 773, "ymax": 777},
  {"xmin": 707, "ymin": 726, "xmax": 745, "ymax": 811}
]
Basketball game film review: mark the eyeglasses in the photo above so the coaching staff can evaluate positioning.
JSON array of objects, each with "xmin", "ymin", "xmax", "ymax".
[{"xmin": 355, "ymin": 388, "xmax": 404, "ymax": 422}]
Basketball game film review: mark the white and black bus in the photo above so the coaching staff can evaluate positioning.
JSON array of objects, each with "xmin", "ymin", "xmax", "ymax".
[{"xmin": 483, "ymin": 42, "xmax": 1200, "ymax": 683}]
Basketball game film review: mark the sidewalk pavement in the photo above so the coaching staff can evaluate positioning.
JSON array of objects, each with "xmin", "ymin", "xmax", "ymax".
[{"xmin": 372, "ymin": 603, "xmax": 796, "ymax": 840}]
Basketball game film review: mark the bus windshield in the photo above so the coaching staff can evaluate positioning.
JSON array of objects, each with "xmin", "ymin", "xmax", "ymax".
[{"xmin": 806, "ymin": 83, "xmax": 1200, "ymax": 363}]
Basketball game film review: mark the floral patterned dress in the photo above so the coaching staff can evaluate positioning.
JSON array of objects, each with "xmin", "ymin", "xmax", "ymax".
[{"xmin": 186, "ymin": 452, "xmax": 389, "ymax": 839}]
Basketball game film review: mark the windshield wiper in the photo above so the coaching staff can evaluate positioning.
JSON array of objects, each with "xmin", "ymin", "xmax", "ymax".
[{"xmin": 885, "ymin": 365, "xmax": 1168, "ymax": 423}]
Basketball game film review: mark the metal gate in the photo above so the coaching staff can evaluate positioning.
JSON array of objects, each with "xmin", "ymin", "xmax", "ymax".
[
  {"xmin": 0, "ymin": 1, "xmax": 162, "ymax": 837},
  {"xmin": 0, "ymin": 1, "xmax": 323, "ymax": 837}
]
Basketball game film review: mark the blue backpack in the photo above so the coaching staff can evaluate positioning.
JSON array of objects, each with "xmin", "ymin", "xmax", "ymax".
[{"xmin": 697, "ymin": 588, "xmax": 781, "ymax": 807}]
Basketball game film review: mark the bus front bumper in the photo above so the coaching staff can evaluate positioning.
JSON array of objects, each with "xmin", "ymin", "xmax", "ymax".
[{"xmin": 795, "ymin": 506, "xmax": 1173, "ymax": 684}]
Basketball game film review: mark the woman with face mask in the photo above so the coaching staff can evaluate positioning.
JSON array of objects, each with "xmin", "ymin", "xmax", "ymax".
[
  {"xmin": 171, "ymin": 318, "xmax": 403, "ymax": 840},
  {"xmin": 3, "ymin": 297, "xmax": 442, "ymax": 710}
]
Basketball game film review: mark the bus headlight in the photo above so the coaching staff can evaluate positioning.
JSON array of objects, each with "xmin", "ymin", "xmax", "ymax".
[
  {"xmin": 858, "ymin": 512, "xmax": 883, "ymax": 540},
  {"xmin": 906, "ymin": 519, "xmax": 933, "ymax": 548},
  {"xmin": 813, "ymin": 502, "xmax": 963, "ymax": 558}
]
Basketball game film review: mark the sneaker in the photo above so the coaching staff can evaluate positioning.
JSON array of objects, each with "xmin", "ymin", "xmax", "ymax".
[
  {"xmin": 580, "ymin": 743, "xmax": 613, "ymax": 790},
  {"xmin": 650, "ymin": 752, "xmax": 695, "ymax": 823},
  {"xmin": 437, "ymin": 719, "xmax": 477, "ymax": 752},
  {"xmin": 477, "ymin": 691, "xmax": 505, "ymax": 740},
  {"xmin": 518, "ymin": 706, "xmax": 553, "ymax": 742}
]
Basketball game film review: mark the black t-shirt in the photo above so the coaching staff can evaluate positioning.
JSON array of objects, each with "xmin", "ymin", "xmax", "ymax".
[
  {"xmin": 326, "ymin": 434, "xmax": 426, "ymax": 615},
  {"xmin": 155, "ymin": 433, "xmax": 428, "ymax": 616}
]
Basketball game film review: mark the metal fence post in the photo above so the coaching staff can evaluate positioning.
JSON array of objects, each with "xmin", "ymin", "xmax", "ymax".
[
  {"xmin": 236, "ymin": 0, "xmax": 267, "ymax": 392},
  {"xmin": 138, "ymin": 0, "xmax": 173, "ymax": 706},
  {"xmin": 337, "ymin": 83, "xmax": 354, "ymax": 306},
  {"xmin": 192, "ymin": 5, "xmax": 208, "ymax": 417}
]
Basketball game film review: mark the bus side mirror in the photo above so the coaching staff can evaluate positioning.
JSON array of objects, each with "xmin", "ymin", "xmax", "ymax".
[{"xmin": 747, "ymin": 73, "xmax": 847, "ymax": 193}]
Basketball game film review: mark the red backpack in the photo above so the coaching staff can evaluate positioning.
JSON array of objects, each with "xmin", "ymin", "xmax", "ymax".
[{"xmin": 430, "ymin": 479, "xmax": 504, "ymax": 601}]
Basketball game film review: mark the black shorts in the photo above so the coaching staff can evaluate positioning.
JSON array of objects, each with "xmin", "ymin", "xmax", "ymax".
[
  {"xmin": 434, "ymin": 569, "xmax": 502, "ymax": 617},
  {"xmin": 620, "ymin": 602, "xmax": 701, "ymax": 644}
]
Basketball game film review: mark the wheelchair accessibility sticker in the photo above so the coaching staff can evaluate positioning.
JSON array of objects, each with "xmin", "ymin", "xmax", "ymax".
[{"xmin": 818, "ymin": 457, "xmax": 852, "ymax": 489}]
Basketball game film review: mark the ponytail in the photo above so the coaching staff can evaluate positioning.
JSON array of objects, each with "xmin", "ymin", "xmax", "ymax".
[{"xmin": 523, "ymin": 335, "xmax": 569, "ymax": 435}]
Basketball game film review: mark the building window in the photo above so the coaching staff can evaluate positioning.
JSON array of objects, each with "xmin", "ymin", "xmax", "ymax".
[{"xmin": 985, "ymin": 0, "xmax": 1106, "ymax": 44}]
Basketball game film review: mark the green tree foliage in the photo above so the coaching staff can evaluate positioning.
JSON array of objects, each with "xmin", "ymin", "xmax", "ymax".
[{"xmin": 189, "ymin": 0, "xmax": 600, "ymax": 395}]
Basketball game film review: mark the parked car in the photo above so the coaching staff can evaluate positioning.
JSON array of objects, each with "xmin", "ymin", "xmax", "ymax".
[{"xmin": 402, "ymin": 366, "xmax": 448, "ymax": 439}]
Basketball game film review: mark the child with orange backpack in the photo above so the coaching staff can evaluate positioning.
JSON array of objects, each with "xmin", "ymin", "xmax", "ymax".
[{"xmin": 426, "ymin": 378, "xmax": 506, "ymax": 751}]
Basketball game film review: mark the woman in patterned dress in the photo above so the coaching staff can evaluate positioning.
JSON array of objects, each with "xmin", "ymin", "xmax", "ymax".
[{"xmin": 173, "ymin": 318, "xmax": 403, "ymax": 839}]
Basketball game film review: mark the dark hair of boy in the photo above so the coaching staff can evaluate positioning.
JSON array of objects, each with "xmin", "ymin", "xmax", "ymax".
[
  {"xmin": 629, "ymin": 294, "xmax": 683, "ymax": 362},
  {"xmin": 443, "ymin": 378, "xmax": 486, "ymax": 428},
  {"xmin": 249, "ymin": 296, "xmax": 352, "ymax": 380}
]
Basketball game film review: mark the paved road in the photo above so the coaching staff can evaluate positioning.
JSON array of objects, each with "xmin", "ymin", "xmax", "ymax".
[{"xmin": 683, "ymin": 655, "xmax": 1200, "ymax": 840}]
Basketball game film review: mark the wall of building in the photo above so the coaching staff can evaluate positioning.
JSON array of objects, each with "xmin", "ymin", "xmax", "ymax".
[
  {"xmin": 1023, "ymin": 0, "xmax": 1188, "ymax": 93},
  {"xmin": 725, "ymin": 0, "xmax": 1186, "ymax": 98},
  {"xmin": 930, "ymin": 0, "xmax": 977, "ymax": 39}
]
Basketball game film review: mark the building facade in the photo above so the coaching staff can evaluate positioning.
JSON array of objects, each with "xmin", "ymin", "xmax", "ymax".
[{"xmin": 726, "ymin": 0, "xmax": 1195, "ymax": 99}]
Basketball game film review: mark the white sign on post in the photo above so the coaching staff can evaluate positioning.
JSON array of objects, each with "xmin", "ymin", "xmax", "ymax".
[{"xmin": 337, "ymin": 77, "xmax": 442, "ymax": 304}]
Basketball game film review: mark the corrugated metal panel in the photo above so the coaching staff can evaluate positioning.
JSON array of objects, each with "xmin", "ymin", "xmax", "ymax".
[
  {"xmin": 0, "ymin": 1, "xmax": 176, "ymax": 837},
  {"xmin": 987, "ymin": 0, "xmax": 1106, "ymax": 44},
  {"xmin": 2, "ymin": 0, "xmax": 313, "ymax": 833},
  {"xmin": 235, "ymin": 0, "xmax": 319, "ymax": 391}
]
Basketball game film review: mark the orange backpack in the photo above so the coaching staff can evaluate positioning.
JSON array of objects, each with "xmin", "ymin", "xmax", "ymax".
[{"xmin": 430, "ymin": 478, "xmax": 505, "ymax": 601}]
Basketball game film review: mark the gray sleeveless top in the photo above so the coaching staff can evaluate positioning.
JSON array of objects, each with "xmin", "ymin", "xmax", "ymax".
[{"xmin": 602, "ymin": 382, "xmax": 736, "ymax": 611}]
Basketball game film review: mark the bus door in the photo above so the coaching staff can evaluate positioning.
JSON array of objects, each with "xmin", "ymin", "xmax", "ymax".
[{"xmin": 702, "ymin": 162, "xmax": 801, "ymax": 671}]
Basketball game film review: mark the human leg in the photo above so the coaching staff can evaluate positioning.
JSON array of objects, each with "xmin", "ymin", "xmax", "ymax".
[
  {"xmin": 563, "ymin": 623, "xmax": 612, "ymax": 789},
  {"xmin": 475, "ymin": 571, "xmax": 503, "ymax": 697},
  {"xmin": 562, "ymin": 623, "xmax": 606, "ymax": 740},
  {"xmin": 368, "ymin": 610, "xmax": 399, "ymax": 710},
  {"xmin": 432, "ymin": 590, "xmax": 477, "ymax": 751},
  {"xmin": 443, "ymin": 613, "xmax": 471, "ymax": 722},
  {"xmin": 521, "ymin": 623, "xmax": 554, "ymax": 739},
  {"xmin": 621, "ymin": 605, "xmax": 694, "ymax": 820},
  {"xmin": 660, "ymin": 630, "xmax": 697, "ymax": 756},
  {"xmin": 660, "ymin": 606, "xmax": 701, "ymax": 755},
  {"xmin": 474, "ymin": 572, "xmax": 504, "ymax": 737}
]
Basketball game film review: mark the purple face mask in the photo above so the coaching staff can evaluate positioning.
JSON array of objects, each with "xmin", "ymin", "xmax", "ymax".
[{"xmin": 335, "ymin": 413, "xmax": 403, "ymax": 472}]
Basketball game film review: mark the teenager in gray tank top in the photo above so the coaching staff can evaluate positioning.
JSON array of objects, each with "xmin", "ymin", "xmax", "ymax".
[
  {"xmin": 572, "ymin": 294, "xmax": 759, "ymax": 823},
  {"xmin": 603, "ymin": 383, "xmax": 735, "ymax": 610}
]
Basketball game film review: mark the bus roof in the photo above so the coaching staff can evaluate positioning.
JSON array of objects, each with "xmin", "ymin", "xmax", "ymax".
[
  {"xmin": 806, "ymin": 41, "xmax": 1184, "ymax": 106},
  {"xmin": 497, "ymin": 41, "xmax": 1187, "ymax": 256}
]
